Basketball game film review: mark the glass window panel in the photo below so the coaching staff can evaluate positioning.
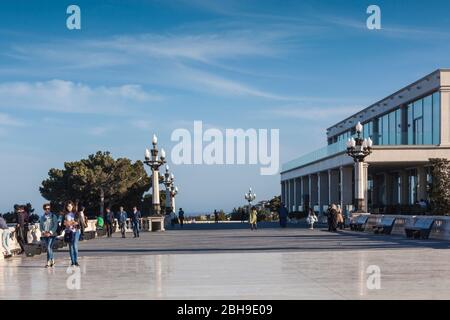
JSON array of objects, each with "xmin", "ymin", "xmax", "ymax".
[
  {"xmin": 423, "ymin": 95, "xmax": 432, "ymax": 144},
  {"xmin": 382, "ymin": 114, "xmax": 389, "ymax": 145},
  {"xmin": 407, "ymin": 104, "xmax": 413, "ymax": 145},
  {"xmin": 433, "ymin": 92, "xmax": 440, "ymax": 144},
  {"xmin": 389, "ymin": 111, "xmax": 396, "ymax": 145},
  {"xmin": 396, "ymin": 109, "xmax": 402, "ymax": 144},
  {"xmin": 414, "ymin": 99, "xmax": 423, "ymax": 119}
]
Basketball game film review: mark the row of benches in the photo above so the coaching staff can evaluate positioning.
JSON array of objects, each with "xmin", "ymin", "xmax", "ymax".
[{"xmin": 350, "ymin": 215, "xmax": 435, "ymax": 240}]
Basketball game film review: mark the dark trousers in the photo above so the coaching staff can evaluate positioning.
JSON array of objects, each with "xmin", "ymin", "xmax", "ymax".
[
  {"xmin": 179, "ymin": 218, "xmax": 184, "ymax": 228},
  {"xmin": 132, "ymin": 220, "xmax": 139, "ymax": 237},
  {"xmin": 120, "ymin": 222, "xmax": 126, "ymax": 237},
  {"xmin": 105, "ymin": 222, "xmax": 113, "ymax": 237},
  {"xmin": 280, "ymin": 217, "xmax": 287, "ymax": 228},
  {"xmin": 16, "ymin": 226, "xmax": 27, "ymax": 252}
]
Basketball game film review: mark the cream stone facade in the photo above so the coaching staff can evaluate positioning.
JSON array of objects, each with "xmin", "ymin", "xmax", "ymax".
[{"xmin": 281, "ymin": 69, "xmax": 450, "ymax": 214}]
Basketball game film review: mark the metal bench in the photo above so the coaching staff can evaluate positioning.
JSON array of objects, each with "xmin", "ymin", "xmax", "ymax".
[
  {"xmin": 350, "ymin": 215, "xmax": 369, "ymax": 231},
  {"xmin": 405, "ymin": 218, "xmax": 435, "ymax": 240},
  {"xmin": 372, "ymin": 217, "xmax": 396, "ymax": 235}
]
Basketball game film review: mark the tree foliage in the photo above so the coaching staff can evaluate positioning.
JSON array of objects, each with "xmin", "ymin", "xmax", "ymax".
[
  {"xmin": 429, "ymin": 158, "xmax": 450, "ymax": 215},
  {"xmin": 40, "ymin": 151, "xmax": 150, "ymax": 216},
  {"xmin": 269, "ymin": 195, "xmax": 281, "ymax": 212}
]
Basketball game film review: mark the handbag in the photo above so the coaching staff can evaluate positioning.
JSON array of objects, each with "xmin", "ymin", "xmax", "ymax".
[{"xmin": 64, "ymin": 229, "xmax": 74, "ymax": 243}]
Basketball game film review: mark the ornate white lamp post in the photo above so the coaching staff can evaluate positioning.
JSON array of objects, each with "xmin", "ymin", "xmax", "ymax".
[
  {"xmin": 244, "ymin": 187, "xmax": 256, "ymax": 214},
  {"xmin": 346, "ymin": 122, "xmax": 373, "ymax": 212},
  {"xmin": 144, "ymin": 134, "xmax": 166, "ymax": 216},
  {"xmin": 163, "ymin": 165, "xmax": 176, "ymax": 214},
  {"xmin": 170, "ymin": 185, "xmax": 179, "ymax": 213}
]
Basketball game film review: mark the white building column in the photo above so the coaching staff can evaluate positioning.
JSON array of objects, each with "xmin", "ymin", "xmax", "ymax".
[
  {"xmin": 289, "ymin": 180, "xmax": 295, "ymax": 213},
  {"xmin": 328, "ymin": 169, "xmax": 339, "ymax": 205},
  {"xmin": 309, "ymin": 174, "xmax": 318, "ymax": 211},
  {"xmin": 302, "ymin": 175, "xmax": 309, "ymax": 210},
  {"xmin": 318, "ymin": 171, "xmax": 329, "ymax": 214},
  {"xmin": 340, "ymin": 166, "xmax": 353, "ymax": 210},
  {"xmin": 295, "ymin": 178, "xmax": 302, "ymax": 212}
]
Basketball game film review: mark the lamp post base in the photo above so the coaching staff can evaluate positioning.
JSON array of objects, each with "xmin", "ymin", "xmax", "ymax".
[{"xmin": 354, "ymin": 198, "xmax": 367, "ymax": 213}]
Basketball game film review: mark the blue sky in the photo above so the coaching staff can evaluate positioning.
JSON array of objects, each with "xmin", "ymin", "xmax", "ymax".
[{"xmin": 1, "ymin": 0, "xmax": 450, "ymax": 214}]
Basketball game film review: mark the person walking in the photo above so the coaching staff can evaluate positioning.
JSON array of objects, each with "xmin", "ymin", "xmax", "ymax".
[
  {"xmin": 328, "ymin": 204, "xmax": 338, "ymax": 232},
  {"xmin": 249, "ymin": 206, "xmax": 258, "ymax": 230},
  {"xmin": 278, "ymin": 203, "xmax": 288, "ymax": 228},
  {"xmin": 178, "ymin": 208, "xmax": 185, "ymax": 228},
  {"xmin": 15, "ymin": 205, "xmax": 29, "ymax": 254},
  {"xmin": 39, "ymin": 203, "xmax": 58, "ymax": 267},
  {"xmin": 104, "ymin": 207, "xmax": 114, "ymax": 237},
  {"xmin": 214, "ymin": 210, "xmax": 219, "ymax": 223},
  {"xmin": 63, "ymin": 201, "xmax": 82, "ymax": 267},
  {"xmin": 131, "ymin": 206, "xmax": 141, "ymax": 238},
  {"xmin": 336, "ymin": 205, "xmax": 344, "ymax": 230},
  {"xmin": 118, "ymin": 206, "xmax": 128, "ymax": 238},
  {"xmin": 77, "ymin": 206, "xmax": 88, "ymax": 241},
  {"xmin": 306, "ymin": 208, "xmax": 318, "ymax": 230},
  {"xmin": 0, "ymin": 214, "xmax": 11, "ymax": 257}
]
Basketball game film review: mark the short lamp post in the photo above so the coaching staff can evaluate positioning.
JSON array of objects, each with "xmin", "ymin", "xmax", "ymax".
[
  {"xmin": 346, "ymin": 122, "xmax": 373, "ymax": 213},
  {"xmin": 144, "ymin": 134, "xmax": 166, "ymax": 216},
  {"xmin": 163, "ymin": 165, "xmax": 174, "ymax": 215},
  {"xmin": 244, "ymin": 187, "xmax": 256, "ymax": 214}
]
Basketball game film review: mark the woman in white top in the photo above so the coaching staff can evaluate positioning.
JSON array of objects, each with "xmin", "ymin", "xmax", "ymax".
[
  {"xmin": 306, "ymin": 208, "xmax": 318, "ymax": 230},
  {"xmin": 63, "ymin": 201, "xmax": 81, "ymax": 267}
]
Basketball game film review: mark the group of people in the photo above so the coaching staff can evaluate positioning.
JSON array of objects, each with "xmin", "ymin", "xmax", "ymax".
[
  {"xmin": 38, "ymin": 201, "xmax": 85, "ymax": 268},
  {"xmin": 102, "ymin": 206, "xmax": 142, "ymax": 238},
  {"xmin": 3, "ymin": 201, "xmax": 145, "ymax": 268},
  {"xmin": 326, "ymin": 204, "xmax": 345, "ymax": 232},
  {"xmin": 169, "ymin": 208, "xmax": 185, "ymax": 228}
]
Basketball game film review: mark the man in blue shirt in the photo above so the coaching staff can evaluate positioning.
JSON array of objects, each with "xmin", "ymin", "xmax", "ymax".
[
  {"xmin": 118, "ymin": 206, "xmax": 128, "ymax": 238},
  {"xmin": 131, "ymin": 206, "xmax": 141, "ymax": 238}
]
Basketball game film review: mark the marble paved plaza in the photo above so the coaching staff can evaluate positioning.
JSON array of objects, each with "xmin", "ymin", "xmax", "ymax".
[{"xmin": 1, "ymin": 223, "xmax": 450, "ymax": 299}]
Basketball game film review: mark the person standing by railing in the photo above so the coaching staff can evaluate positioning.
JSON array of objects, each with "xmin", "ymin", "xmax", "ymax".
[
  {"xmin": 0, "ymin": 214, "xmax": 11, "ymax": 257},
  {"xmin": 39, "ymin": 204, "xmax": 58, "ymax": 267},
  {"xmin": 131, "ymin": 206, "xmax": 141, "ymax": 238},
  {"xmin": 178, "ymin": 208, "xmax": 185, "ymax": 228},
  {"xmin": 118, "ymin": 206, "xmax": 127, "ymax": 238},
  {"xmin": 104, "ymin": 207, "xmax": 114, "ymax": 237},
  {"xmin": 15, "ymin": 205, "xmax": 29, "ymax": 254}
]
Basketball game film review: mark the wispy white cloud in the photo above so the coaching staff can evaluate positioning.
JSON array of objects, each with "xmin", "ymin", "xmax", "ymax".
[
  {"xmin": 87, "ymin": 126, "xmax": 111, "ymax": 136},
  {"xmin": 0, "ymin": 80, "xmax": 162, "ymax": 114},
  {"xmin": 131, "ymin": 119, "xmax": 152, "ymax": 131},
  {"xmin": 323, "ymin": 15, "xmax": 450, "ymax": 40},
  {"xmin": 0, "ymin": 113, "xmax": 25, "ymax": 127}
]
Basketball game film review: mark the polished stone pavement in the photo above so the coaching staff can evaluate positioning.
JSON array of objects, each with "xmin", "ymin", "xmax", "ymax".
[{"xmin": 1, "ymin": 223, "xmax": 450, "ymax": 299}]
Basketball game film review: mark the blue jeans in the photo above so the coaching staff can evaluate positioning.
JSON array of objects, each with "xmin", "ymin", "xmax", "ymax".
[
  {"xmin": 69, "ymin": 230, "xmax": 80, "ymax": 265},
  {"xmin": 41, "ymin": 236, "xmax": 55, "ymax": 261},
  {"xmin": 132, "ymin": 220, "xmax": 139, "ymax": 237}
]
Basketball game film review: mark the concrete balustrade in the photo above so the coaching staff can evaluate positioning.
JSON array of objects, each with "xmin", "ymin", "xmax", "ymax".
[{"xmin": 1, "ymin": 216, "xmax": 165, "ymax": 259}]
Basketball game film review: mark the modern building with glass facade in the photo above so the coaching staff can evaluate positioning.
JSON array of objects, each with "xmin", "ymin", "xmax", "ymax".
[{"xmin": 280, "ymin": 69, "xmax": 450, "ymax": 214}]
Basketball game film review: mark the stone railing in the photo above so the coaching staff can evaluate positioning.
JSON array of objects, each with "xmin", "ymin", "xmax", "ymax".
[
  {"xmin": 1, "ymin": 216, "xmax": 165, "ymax": 259},
  {"xmin": 350, "ymin": 213, "xmax": 450, "ymax": 241}
]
